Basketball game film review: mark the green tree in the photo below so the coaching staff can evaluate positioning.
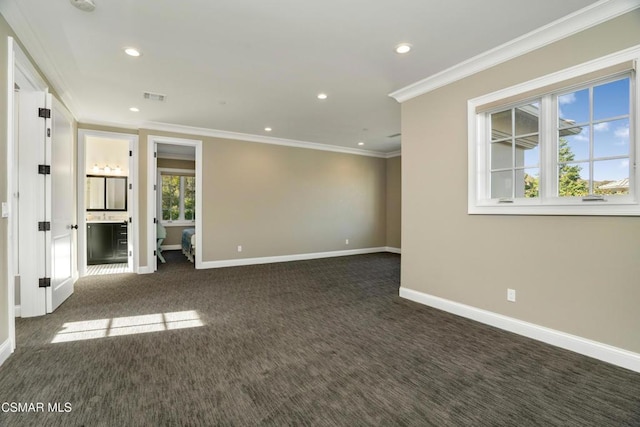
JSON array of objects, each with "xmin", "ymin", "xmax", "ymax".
[
  {"xmin": 162, "ymin": 175, "xmax": 180, "ymax": 220},
  {"xmin": 558, "ymin": 137, "xmax": 589, "ymax": 197},
  {"xmin": 524, "ymin": 173, "xmax": 539, "ymax": 198},
  {"xmin": 184, "ymin": 176, "xmax": 195, "ymax": 220}
]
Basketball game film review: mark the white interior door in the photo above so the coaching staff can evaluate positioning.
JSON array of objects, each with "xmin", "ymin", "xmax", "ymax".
[
  {"xmin": 18, "ymin": 90, "xmax": 47, "ymax": 317},
  {"xmin": 48, "ymin": 98, "xmax": 75, "ymax": 312}
]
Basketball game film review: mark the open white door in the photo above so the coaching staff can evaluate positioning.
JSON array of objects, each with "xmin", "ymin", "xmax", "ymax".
[
  {"xmin": 18, "ymin": 90, "xmax": 48, "ymax": 317},
  {"xmin": 48, "ymin": 97, "xmax": 75, "ymax": 312},
  {"xmin": 152, "ymin": 143, "xmax": 158, "ymax": 272}
]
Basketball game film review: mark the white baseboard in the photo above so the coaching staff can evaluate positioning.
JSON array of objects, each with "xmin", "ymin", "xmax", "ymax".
[
  {"xmin": 161, "ymin": 244, "xmax": 181, "ymax": 251},
  {"xmin": 385, "ymin": 247, "xmax": 401, "ymax": 254},
  {"xmin": 137, "ymin": 266, "xmax": 153, "ymax": 274},
  {"xmin": 0, "ymin": 339, "xmax": 13, "ymax": 367},
  {"xmin": 199, "ymin": 247, "xmax": 389, "ymax": 269},
  {"xmin": 14, "ymin": 305, "xmax": 21, "ymax": 317},
  {"xmin": 399, "ymin": 287, "xmax": 640, "ymax": 373}
]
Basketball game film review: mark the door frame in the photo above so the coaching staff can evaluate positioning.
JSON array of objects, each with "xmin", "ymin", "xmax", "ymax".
[
  {"xmin": 5, "ymin": 38, "xmax": 49, "ymax": 353},
  {"xmin": 77, "ymin": 129, "xmax": 139, "ymax": 276},
  {"xmin": 147, "ymin": 135, "xmax": 203, "ymax": 272}
]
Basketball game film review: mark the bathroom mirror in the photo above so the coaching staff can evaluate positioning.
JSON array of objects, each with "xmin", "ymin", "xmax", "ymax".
[
  {"xmin": 86, "ymin": 177, "xmax": 105, "ymax": 210},
  {"xmin": 86, "ymin": 176, "xmax": 127, "ymax": 211},
  {"xmin": 106, "ymin": 177, "xmax": 127, "ymax": 210}
]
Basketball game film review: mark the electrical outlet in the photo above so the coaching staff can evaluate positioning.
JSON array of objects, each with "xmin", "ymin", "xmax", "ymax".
[
  {"xmin": 237, "ymin": 245, "xmax": 242, "ymax": 252},
  {"xmin": 345, "ymin": 239, "xmax": 349, "ymax": 245},
  {"xmin": 507, "ymin": 288, "xmax": 516, "ymax": 302}
]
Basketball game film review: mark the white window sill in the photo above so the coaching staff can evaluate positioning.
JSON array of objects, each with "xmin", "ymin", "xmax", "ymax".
[
  {"xmin": 161, "ymin": 221, "xmax": 196, "ymax": 227},
  {"xmin": 469, "ymin": 200, "xmax": 640, "ymax": 216}
]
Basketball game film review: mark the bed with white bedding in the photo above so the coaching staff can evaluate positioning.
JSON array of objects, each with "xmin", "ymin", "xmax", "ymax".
[{"xmin": 181, "ymin": 228, "xmax": 196, "ymax": 262}]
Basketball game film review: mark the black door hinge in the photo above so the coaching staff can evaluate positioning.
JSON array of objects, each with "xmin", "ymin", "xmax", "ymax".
[
  {"xmin": 153, "ymin": 184, "xmax": 157, "ymax": 191},
  {"xmin": 154, "ymin": 250, "xmax": 157, "ymax": 256},
  {"xmin": 47, "ymin": 128, "xmax": 51, "ymax": 137},
  {"xmin": 39, "ymin": 277, "xmax": 51, "ymax": 288},
  {"xmin": 38, "ymin": 108, "xmax": 51, "ymax": 119},
  {"xmin": 129, "ymin": 183, "xmax": 132, "ymax": 190},
  {"xmin": 154, "ymin": 152, "xmax": 157, "ymax": 158},
  {"xmin": 153, "ymin": 218, "xmax": 157, "ymax": 224},
  {"xmin": 129, "ymin": 217, "xmax": 132, "ymax": 224},
  {"xmin": 38, "ymin": 221, "xmax": 51, "ymax": 231},
  {"xmin": 38, "ymin": 165, "xmax": 51, "ymax": 175},
  {"xmin": 129, "ymin": 150, "xmax": 133, "ymax": 156}
]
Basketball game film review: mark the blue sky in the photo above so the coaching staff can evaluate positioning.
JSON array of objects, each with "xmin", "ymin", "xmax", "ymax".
[{"xmin": 557, "ymin": 77, "xmax": 630, "ymax": 182}]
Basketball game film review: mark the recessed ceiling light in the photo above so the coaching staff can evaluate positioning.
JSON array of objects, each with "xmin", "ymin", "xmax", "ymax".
[
  {"xmin": 70, "ymin": 0, "xmax": 96, "ymax": 12},
  {"xmin": 317, "ymin": 93, "xmax": 328, "ymax": 100},
  {"xmin": 129, "ymin": 107, "xmax": 139, "ymax": 112},
  {"xmin": 264, "ymin": 127, "xmax": 272, "ymax": 132},
  {"xmin": 395, "ymin": 43, "xmax": 412, "ymax": 54},
  {"xmin": 124, "ymin": 47, "xmax": 142, "ymax": 57},
  {"xmin": 358, "ymin": 142, "xmax": 365, "ymax": 146}
]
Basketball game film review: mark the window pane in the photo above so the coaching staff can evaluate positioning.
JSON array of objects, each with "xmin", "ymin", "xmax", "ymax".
[
  {"xmin": 162, "ymin": 175, "xmax": 180, "ymax": 221},
  {"xmin": 516, "ymin": 168, "xmax": 539, "ymax": 198},
  {"xmin": 515, "ymin": 135, "xmax": 539, "ymax": 168},
  {"xmin": 558, "ymin": 88, "xmax": 588, "ymax": 127},
  {"xmin": 491, "ymin": 141, "xmax": 512, "ymax": 170},
  {"xmin": 559, "ymin": 129, "xmax": 589, "ymax": 163},
  {"xmin": 491, "ymin": 170, "xmax": 512, "ymax": 199},
  {"xmin": 515, "ymin": 102, "xmax": 539, "ymax": 136},
  {"xmin": 593, "ymin": 118, "xmax": 629, "ymax": 158},
  {"xmin": 593, "ymin": 159, "xmax": 629, "ymax": 195},
  {"xmin": 593, "ymin": 78, "xmax": 630, "ymax": 121},
  {"xmin": 558, "ymin": 162, "xmax": 589, "ymax": 197},
  {"xmin": 184, "ymin": 176, "xmax": 195, "ymax": 220},
  {"xmin": 491, "ymin": 110, "xmax": 512, "ymax": 141}
]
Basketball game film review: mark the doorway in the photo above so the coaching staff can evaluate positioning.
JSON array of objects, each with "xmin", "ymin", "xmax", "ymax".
[
  {"xmin": 147, "ymin": 136, "xmax": 203, "ymax": 272},
  {"xmin": 77, "ymin": 130, "xmax": 138, "ymax": 277}
]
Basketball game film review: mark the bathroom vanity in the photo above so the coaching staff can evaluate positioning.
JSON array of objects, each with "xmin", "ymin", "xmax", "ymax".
[
  {"xmin": 86, "ymin": 175, "xmax": 129, "ymax": 265},
  {"xmin": 87, "ymin": 221, "xmax": 128, "ymax": 265}
]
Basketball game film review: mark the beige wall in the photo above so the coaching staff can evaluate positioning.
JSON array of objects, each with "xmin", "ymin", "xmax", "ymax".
[
  {"xmin": 139, "ymin": 129, "xmax": 388, "ymax": 265},
  {"xmin": 157, "ymin": 158, "xmax": 195, "ymax": 170},
  {"xmin": 401, "ymin": 10, "xmax": 640, "ymax": 353},
  {"xmin": 386, "ymin": 156, "xmax": 401, "ymax": 249},
  {"xmin": 162, "ymin": 226, "xmax": 194, "ymax": 247}
]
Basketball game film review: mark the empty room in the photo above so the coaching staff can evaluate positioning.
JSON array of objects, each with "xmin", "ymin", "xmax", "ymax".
[{"xmin": 0, "ymin": 0, "xmax": 639, "ymax": 425}]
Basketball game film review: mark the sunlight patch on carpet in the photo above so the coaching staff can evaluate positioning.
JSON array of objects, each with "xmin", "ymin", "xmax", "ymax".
[{"xmin": 51, "ymin": 310, "xmax": 203, "ymax": 343}]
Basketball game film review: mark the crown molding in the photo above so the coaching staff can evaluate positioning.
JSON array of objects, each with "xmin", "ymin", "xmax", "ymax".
[
  {"xmin": 385, "ymin": 150, "xmax": 401, "ymax": 158},
  {"xmin": 389, "ymin": 0, "xmax": 640, "ymax": 103},
  {"xmin": 143, "ymin": 121, "xmax": 392, "ymax": 158},
  {"xmin": 80, "ymin": 117, "xmax": 397, "ymax": 158},
  {"xmin": 0, "ymin": 1, "xmax": 81, "ymax": 117}
]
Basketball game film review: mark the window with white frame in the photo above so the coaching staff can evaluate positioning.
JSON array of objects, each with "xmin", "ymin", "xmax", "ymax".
[
  {"xmin": 159, "ymin": 169, "xmax": 195, "ymax": 223},
  {"xmin": 469, "ymin": 50, "xmax": 638, "ymax": 215}
]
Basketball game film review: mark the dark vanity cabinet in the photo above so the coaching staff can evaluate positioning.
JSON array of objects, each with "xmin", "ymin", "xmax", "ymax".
[{"xmin": 87, "ymin": 222, "xmax": 128, "ymax": 264}]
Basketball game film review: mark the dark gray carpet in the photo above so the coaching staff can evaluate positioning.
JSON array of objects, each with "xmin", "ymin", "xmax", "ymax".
[{"xmin": 1, "ymin": 252, "xmax": 639, "ymax": 426}]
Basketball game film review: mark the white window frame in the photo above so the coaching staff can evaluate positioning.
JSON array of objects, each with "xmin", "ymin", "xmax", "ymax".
[
  {"xmin": 468, "ymin": 45, "xmax": 640, "ymax": 215},
  {"xmin": 157, "ymin": 167, "xmax": 196, "ymax": 226}
]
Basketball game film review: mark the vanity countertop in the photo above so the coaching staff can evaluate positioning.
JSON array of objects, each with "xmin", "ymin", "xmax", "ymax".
[{"xmin": 87, "ymin": 220, "xmax": 128, "ymax": 224}]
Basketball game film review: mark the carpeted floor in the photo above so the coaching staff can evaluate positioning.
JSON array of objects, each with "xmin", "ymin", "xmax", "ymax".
[{"xmin": 1, "ymin": 252, "xmax": 639, "ymax": 426}]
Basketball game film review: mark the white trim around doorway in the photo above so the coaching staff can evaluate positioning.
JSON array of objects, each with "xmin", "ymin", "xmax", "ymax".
[
  {"xmin": 77, "ymin": 129, "xmax": 139, "ymax": 276},
  {"xmin": 147, "ymin": 135, "xmax": 203, "ymax": 272}
]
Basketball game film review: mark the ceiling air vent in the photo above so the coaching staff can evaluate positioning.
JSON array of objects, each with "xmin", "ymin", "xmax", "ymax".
[
  {"xmin": 387, "ymin": 133, "xmax": 401, "ymax": 138},
  {"xmin": 143, "ymin": 92, "xmax": 166, "ymax": 102}
]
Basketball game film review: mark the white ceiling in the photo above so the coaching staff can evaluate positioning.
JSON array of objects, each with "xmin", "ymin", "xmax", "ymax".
[{"xmin": 1, "ymin": 0, "xmax": 604, "ymax": 153}]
